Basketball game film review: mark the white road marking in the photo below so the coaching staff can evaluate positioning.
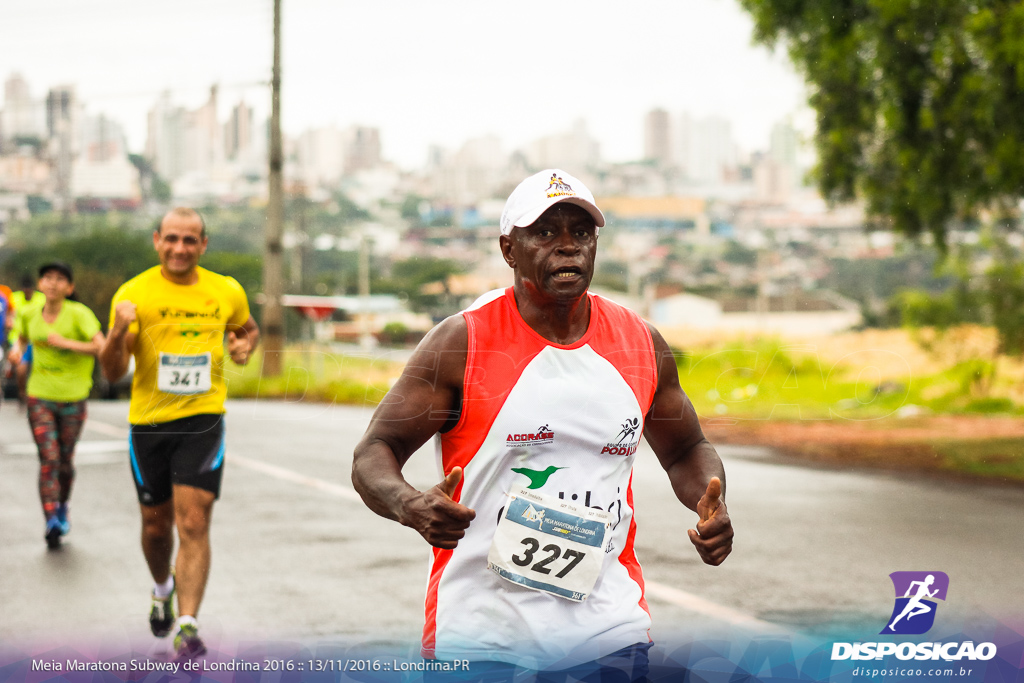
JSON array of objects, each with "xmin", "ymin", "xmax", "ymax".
[
  {"xmin": 4, "ymin": 442, "xmax": 124, "ymax": 465},
  {"xmin": 229, "ymin": 453, "xmax": 364, "ymax": 503},
  {"xmin": 85, "ymin": 420, "xmax": 129, "ymax": 438},
  {"xmin": 644, "ymin": 580, "xmax": 785, "ymax": 631},
  {"xmin": 87, "ymin": 419, "xmax": 363, "ymax": 503},
  {"xmin": 6, "ymin": 440, "xmax": 126, "ymax": 456},
  {"xmin": 84, "ymin": 420, "xmax": 775, "ymax": 628}
]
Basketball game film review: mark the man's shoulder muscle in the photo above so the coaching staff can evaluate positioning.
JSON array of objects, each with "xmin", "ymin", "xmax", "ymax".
[{"xmin": 409, "ymin": 314, "xmax": 468, "ymax": 386}]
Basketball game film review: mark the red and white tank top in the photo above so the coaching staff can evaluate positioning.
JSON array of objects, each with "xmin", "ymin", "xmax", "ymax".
[{"xmin": 423, "ymin": 287, "xmax": 659, "ymax": 669}]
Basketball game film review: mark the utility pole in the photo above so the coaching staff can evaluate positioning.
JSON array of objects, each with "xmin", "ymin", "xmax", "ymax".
[
  {"xmin": 358, "ymin": 233, "xmax": 374, "ymax": 349},
  {"xmin": 290, "ymin": 181, "xmax": 306, "ymax": 294},
  {"xmin": 262, "ymin": 0, "xmax": 285, "ymax": 375}
]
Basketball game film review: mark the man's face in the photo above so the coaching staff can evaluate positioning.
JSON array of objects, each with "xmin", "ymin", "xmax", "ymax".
[
  {"xmin": 154, "ymin": 213, "xmax": 207, "ymax": 277},
  {"xmin": 500, "ymin": 203, "xmax": 598, "ymax": 302},
  {"xmin": 37, "ymin": 271, "xmax": 73, "ymax": 301}
]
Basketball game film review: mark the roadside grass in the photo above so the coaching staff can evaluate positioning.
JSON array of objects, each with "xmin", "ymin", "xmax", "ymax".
[
  {"xmin": 666, "ymin": 333, "xmax": 1024, "ymax": 483},
  {"xmin": 220, "ymin": 333, "xmax": 1024, "ymax": 483},
  {"xmin": 225, "ymin": 347, "xmax": 402, "ymax": 406},
  {"xmin": 676, "ymin": 338, "xmax": 1024, "ymax": 420},
  {"xmin": 223, "ymin": 336, "xmax": 1024, "ymax": 419},
  {"xmin": 932, "ymin": 438, "xmax": 1024, "ymax": 480}
]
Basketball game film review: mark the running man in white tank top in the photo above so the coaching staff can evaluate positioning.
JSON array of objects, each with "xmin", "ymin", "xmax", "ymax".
[{"xmin": 352, "ymin": 169, "xmax": 733, "ymax": 679}]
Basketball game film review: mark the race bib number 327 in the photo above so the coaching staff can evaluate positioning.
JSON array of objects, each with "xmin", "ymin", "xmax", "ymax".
[
  {"xmin": 487, "ymin": 487, "xmax": 610, "ymax": 602},
  {"xmin": 158, "ymin": 352, "xmax": 212, "ymax": 395}
]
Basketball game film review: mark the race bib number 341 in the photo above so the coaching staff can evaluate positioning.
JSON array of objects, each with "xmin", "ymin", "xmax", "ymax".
[
  {"xmin": 158, "ymin": 352, "xmax": 212, "ymax": 395},
  {"xmin": 487, "ymin": 487, "xmax": 610, "ymax": 602}
]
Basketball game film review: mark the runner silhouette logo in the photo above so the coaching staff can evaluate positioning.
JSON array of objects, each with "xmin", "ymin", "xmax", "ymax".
[{"xmin": 881, "ymin": 571, "xmax": 949, "ymax": 635}]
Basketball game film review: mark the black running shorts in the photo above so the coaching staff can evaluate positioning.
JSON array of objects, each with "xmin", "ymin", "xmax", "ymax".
[{"xmin": 128, "ymin": 413, "xmax": 225, "ymax": 506}]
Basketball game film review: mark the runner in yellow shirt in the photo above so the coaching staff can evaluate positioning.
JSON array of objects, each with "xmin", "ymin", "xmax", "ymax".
[
  {"xmin": 6, "ymin": 276, "xmax": 46, "ymax": 408},
  {"xmin": 100, "ymin": 207, "xmax": 259, "ymax": 660}
]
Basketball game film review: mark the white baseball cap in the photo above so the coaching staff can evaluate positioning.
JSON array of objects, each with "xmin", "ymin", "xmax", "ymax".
[{"xmin": 499, "ymin": 169, "xmax": 605, "ymax": 235}]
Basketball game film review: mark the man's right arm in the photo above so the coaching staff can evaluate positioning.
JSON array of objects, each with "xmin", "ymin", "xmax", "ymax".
[
  {"xmin": 351, "ymin": 315, "xmax": 476, "ymax": 549},
  {"xmin": 99, "ymin": 300, "xmax": 137, "ymax": 381}
]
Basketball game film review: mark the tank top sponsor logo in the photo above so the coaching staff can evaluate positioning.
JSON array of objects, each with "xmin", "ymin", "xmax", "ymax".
[
  {"xmin": 157, "ymin": 306, "xmax": 221, "ymax": 320},
  {"xmin": 555, "ymin": 487, "xmax": 625, "ymax": 552},
  {"xmin": 512, "ymin": 465, "xmax": 565, "ymax": 489},
  {"xmin": 506, "ymin": 424, "xmax": 554, "ymax": 447},
  {"xmin": 601, "ymin": 417, "xmax": 640, "ymax": 456}
]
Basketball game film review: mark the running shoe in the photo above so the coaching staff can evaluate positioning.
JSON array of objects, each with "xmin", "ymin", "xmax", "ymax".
[
  {"xmin": 45, "ymin": 516, "xmax": 62, "ymax": 549},
  {"xmin": 173, "ymin": 622, "xmax": 207, "ymax": 659},
  {"xmin": 149, "ymin": 575, "xmax": 176, "ymax": 638},
  {"xmin": 56, "ymin": 503, "xmax": 70, "ymax": 536}
]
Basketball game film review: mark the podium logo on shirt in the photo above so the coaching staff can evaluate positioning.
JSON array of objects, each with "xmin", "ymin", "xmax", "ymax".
[{"xmin": 601, "ymin": 417, "xmax": 640, "ymax": 456}]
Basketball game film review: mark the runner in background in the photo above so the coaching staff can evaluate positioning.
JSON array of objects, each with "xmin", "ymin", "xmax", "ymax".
[
  {"xmin": 0, "ymin": 282, "xmax": 13, "ymax": 347},
  {"xmin": 8, "ymin": 273, "xmax": 45, "ymax": 344},
  {"xmin": 13, "ymin": 262, "xmax": 104, "ymax": 549},
  {"xmin": 7, "ymin": 274, "xmax": 46, "ymax": 409},
  {"xmin": 0, "ymin": 282, "xmax": 13, "ymax": 408},
  {"xmin": 100, "ymin": 207, "xmax": 259, "ymax": 660}
]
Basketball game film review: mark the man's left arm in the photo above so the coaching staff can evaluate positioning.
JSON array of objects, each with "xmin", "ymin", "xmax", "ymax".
[{"xmin": 642, "ymin": 323, "xmax": 733, "ymax": 566}]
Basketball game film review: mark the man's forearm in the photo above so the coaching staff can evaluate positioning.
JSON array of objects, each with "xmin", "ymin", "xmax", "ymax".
[
  {"xmin": 666, "ymin": 440, "xmax": 726, "ymax": 512},
  {"xmin": 244, "ymin": 327, "xmax": 260, "ymax": 362},
  {"xmin": 351, "ymin": 441, "xmax": 419, "ymax": 524},
  {"xmin": 99, "ymin": 328, "xmax": 131, "ymax": 380}
]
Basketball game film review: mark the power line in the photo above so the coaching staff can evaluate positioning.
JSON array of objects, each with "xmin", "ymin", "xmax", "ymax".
[{"xmin": 78, "ymin": 82, "xmax": 271, "ymax": 103}]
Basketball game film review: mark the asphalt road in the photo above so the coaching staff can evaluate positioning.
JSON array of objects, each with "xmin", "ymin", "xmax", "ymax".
[{"xmin": 2, "ymin": 398, "xmax": 1023, "ymax": 661}]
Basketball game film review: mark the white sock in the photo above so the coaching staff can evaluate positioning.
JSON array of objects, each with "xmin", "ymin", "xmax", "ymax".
[
  {"xmin": 176, "ymin": 615, "xmax": 198, "ymax": 630},
  {"xmin": 153, "ymin": 575, "xmax": 174, "ymax": 599}
]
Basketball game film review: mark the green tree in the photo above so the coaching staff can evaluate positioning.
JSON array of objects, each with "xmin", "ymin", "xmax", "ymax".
[
  {"xmin": 400, "ymin": 194, "xmax": 427, "ymax": 223},
  {"xmin": 982, "ymin": 239, "xmax": 1024, "ymax": 353},
  {"xmin": 738, "ymin": 0, "xmax": 1024, "ymax": 243},
  {"xmin": 883, "ymin": 232, "xmax": 1024, "ymax": 353},
  {"xmin": 0, "ymin": 225, "xmax": 155, "ymax": 324},
  {"xmin": 128, "ymin": 153, "xmax": 173, "ymax": 204},
  {"xmin": 373, "ymin": 257, "xmax": 466, "ymax": 314}
]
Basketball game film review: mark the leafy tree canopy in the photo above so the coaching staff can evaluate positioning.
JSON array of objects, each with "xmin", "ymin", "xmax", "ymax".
[
  {"xmin": 0, "ymin": 224, "xmax": 155, "ymax": 324},
  {"xmin": 739, "ymin": 0, "xmax": 1024, "ymax": 243}
]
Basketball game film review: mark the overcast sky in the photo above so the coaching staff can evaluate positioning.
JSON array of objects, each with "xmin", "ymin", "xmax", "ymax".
[{"xmin": 1, "ymin": 0, "xmax": 809, "ymax": 168}]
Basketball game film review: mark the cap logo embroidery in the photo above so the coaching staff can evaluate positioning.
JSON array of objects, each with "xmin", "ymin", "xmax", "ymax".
[{"xmin": 545, "ymin": 173, "xmax": 576, "ymax": 199}]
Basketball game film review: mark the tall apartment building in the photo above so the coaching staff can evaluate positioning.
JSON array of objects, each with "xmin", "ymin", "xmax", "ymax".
[
  {"xmin": 344, "ymin": 126, "xmax": 381, "ymax": 175},
  {"xmin": 46, "ymin": 85, "xmax": 79, "ymax": 212},
  {"xmin": 182, "ymin": 85, "xmax": 223, "ymax": 175},
  {"xmin": 225, "ymin": 100, "xmax": 254, "ymax": 161},
  {"xmin": 146, "ymin": 86, "xmax": 260, "ymax": 190},
  {"xmin": 1, "ymin": 74, "xmax": 137, "ymax": 203},
  {"xmin": 295, "ymin": 125, "xmax": 346, "ymax": 186},
  {"xmin": 293, "ymin": 124, "xmax": 382, "ymax": 187},
  {"xmin": 680, "ymin": 114, "xmax": 738, "ymax": 184},
  {"xmin": 2, "ymin": 73, "xmax": 47, "ymax": 147},
  {"xmin": 80, "ymin": 114, "xmax": 125, "ymax": 162},
  {"xmin": 523, "ymin": 119, "xmax": 600, "ymax": 172},
  {"xmin": 427, "ymin": 134, "xmax": 508, "ymax": 205},
  {"xmin": 73, "ymin": 113, "xmax": 140, "ymax": 201},
  {"xmin": 642, "ymin": 109, "xmax": 739, "ymax": 183},
  {"xmin": 146, "ymin": 92, "xmax": 186, "ymax": 181},
  {"xmin": 769, "ymin": 117, "xmax": 802, "ymax": 184},
  {"xmin": 644, "ymin": 108, "xmax": 672, "ymax": 167}
]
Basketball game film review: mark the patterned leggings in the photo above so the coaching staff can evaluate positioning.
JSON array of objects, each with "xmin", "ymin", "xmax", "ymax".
[{"xmin": 27, "ymin": 397, "xmax": 87, "ymax": 519}]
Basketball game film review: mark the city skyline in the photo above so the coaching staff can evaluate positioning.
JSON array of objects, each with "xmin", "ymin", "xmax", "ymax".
[{"xmin": 1, "ymin": 0, "xmax": 809, "ymax": 168}]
